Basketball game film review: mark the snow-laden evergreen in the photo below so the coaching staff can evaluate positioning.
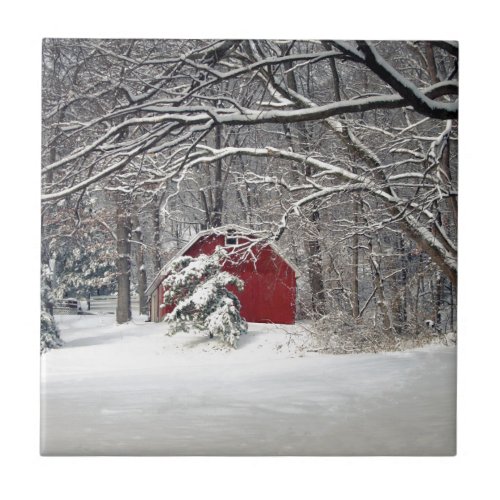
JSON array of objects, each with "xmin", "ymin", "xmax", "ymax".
[
  {"xmin": 162, "ymin": 247, "xmax": 247, "ymax": 347},
  {"xmin": 40, "ymin": 264, "xmax": 63, "ymax": 353},
  {"xmin": 40, "ymin": 311, "xmax": 63, "ymax": 354}
]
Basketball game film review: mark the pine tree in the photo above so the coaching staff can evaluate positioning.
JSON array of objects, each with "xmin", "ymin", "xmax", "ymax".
[
  {"xmin": 40, "ymin": 311, "xmax": 63, "ymax": 354},
  {"xmin": 40, "ymin": 264, "xmax": 63, "ymax": 354},
  {"xmin": 162, "ymin": 247, "xmax": 248, "ymax": 347}
]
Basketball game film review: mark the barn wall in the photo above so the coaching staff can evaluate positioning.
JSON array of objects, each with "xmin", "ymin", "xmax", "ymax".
[{"xmin": 157, "ymin": 235, "xmax": 296, "ymax": 324}]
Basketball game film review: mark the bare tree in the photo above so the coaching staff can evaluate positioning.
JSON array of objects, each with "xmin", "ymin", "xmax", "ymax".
[{"xmin": 41, "ymin": 39, "xmax": 458, "ymax": 340}]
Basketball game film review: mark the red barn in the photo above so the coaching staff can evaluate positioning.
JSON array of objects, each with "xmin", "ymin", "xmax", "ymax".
[{"xmin": 146, "ymin": 225, "xmax": 298, "ymax": 324}]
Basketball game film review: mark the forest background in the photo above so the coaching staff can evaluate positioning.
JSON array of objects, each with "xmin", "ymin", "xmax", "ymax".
[{"xmin": 40, "ymin": 37, "xmax": 458, "ymax": 351}]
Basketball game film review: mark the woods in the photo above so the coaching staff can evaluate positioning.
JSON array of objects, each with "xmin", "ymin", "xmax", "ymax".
[{"xmin": 41, "ymin": 39, "xmax": 458, "ymax": 348}]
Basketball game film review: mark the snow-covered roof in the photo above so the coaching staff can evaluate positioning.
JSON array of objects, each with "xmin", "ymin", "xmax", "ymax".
[{"xmin": 145, "ymin": 224, "xmax": 299, "ymax": 296}]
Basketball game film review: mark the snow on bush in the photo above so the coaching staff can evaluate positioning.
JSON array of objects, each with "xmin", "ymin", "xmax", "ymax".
[
  {"xmin": 162, "ymin": 247, "xmax": 247, "ymax": 347},
  {"xmin": 311, "ymin": 311, "xmax": 456, "ymax": 354},
  {"xmin": 40, "ymin": 311, "xmax": 63, "ymax": 354}
]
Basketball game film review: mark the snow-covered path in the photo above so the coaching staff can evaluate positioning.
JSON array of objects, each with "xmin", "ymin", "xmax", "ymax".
[{"xmin": 41, "ymin": 312, "xmax": 456, "ymax": 456}]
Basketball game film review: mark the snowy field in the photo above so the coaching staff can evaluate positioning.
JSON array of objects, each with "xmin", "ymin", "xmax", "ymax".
[{"xmin": 41, "ymin": 301, "xmax": 456, "ymax": 456}]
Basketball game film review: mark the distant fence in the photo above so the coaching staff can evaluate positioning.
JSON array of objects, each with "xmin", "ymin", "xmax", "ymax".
[
  {"xmin": 53, "ymin": 295, "xmax": 139, "ymax": 315},
  {"xmin": 53, "ymin": 299, "xmax": 83, "ymax": 315}
]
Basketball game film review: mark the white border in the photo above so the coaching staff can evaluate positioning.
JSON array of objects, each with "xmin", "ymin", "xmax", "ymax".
[{"xmin": 3, "ymin": 1, "xmax": 500, "ymax": 499}]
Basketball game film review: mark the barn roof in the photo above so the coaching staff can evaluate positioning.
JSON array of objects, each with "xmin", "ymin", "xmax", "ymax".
[{"xmin": 145, "ymin": 224, "xmax": 299, "ymax": 296}]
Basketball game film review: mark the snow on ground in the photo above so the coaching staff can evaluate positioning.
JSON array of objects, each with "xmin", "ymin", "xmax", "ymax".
[{"xmin": 41, "ymin": 304, "xmax": 456, "ymax": 456}]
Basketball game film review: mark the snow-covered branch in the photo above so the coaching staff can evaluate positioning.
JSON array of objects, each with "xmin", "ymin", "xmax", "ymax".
[
  {"xmin": 355, "ymin": 41, "xmax": 458, "ymax": 120},
  {"xmin": 189, "ymin": 145, "xmax": 457, "ymax": 284}
]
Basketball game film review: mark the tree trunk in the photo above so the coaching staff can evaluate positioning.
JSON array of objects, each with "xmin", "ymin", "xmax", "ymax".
[
  {"xmin": 116, "ymin": 205, "xmax": 131, "ymax": 324},
  {"xmin": 306, "ymin": 215, "xmax": 327, "ymax": 317},
  {"xmin": 425, "ymin": 42, "xmax": 439, "ymax": 84},
  {"xmin": 351, "ymin": 197, "xmax": 360, "ymax": 318},
  {"xmin": 434, "ymin": 273, "xmax": 444, "ymax": 332},
  {"xmin": 440, "ymin": 141, "xmax": 458, "ymax": 224},
  {"xmin": 449, "ymin": 281, "xmax": 455, "ymax": 332},
  {"xmin": 132, "ymin": 212, "xmax": 148, "ymax": 315},
  {"xmin": 368, "ymin": 239, "xmax": 394, "ymax": 334},
  {"xmin": 413, "ymin": 254, "xmax": 424, "ymax": 334},
  {"xmin": 395, "ymin": 234, "xmax": 409, "ymax": 333},
  {"xmin": 152, "ymin": 195, "xmax": 162, "ymax": 273},
  {"xmin": 212, "ymin": 125, "xmax": 224, "ymax": 227}
]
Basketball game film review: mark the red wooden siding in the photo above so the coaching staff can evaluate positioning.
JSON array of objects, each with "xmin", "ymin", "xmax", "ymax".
[{"xmin": 158, "ymin": 234, "xmax": 296, "ymax": 324}]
